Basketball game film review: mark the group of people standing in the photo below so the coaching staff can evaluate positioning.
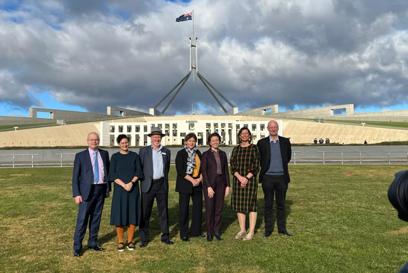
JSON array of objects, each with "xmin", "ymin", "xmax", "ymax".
[{"xmin": 71, "ymin": 119, "xmax": 292, "ymax": 256}]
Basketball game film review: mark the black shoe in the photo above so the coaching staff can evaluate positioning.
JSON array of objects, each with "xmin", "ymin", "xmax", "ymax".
[
  {"xmin": 127, "ymin": 242, "xmax": 135, "ymax": 251},
  {"xmin": 161, "ymin": 239, "xmax": 174, "ymax": 245},
  {"xmin": 181, "ymin": 236, "xmax": 189, "ymax": 242},
  {"xmin": 89, "ymin": 245, "xmax": 104, "ymax": 251},
  {"xmin": 207, "ymin": 234, "xmax": 213, "ymax": 241},
  {"xmin": 278, "ymin": 230, "xmax": 293, "ymax": 236},
  {"xmin": 117, "ymin": 242, "xmax": 125, "ymax": 252},
  {"xmin": 73, "ymin": 249, "xmax": 81, "ymax": 257},
  {"xmin": 214, "ymin": 233, "xmax": 222, "ymax": 241},
  {"xmin": 139, "ymin": 241, "xmax": 148, "ymax": 248},
  {"xmin": 264, "ymin": 231, "xmax": 272, "ymax": 238}
]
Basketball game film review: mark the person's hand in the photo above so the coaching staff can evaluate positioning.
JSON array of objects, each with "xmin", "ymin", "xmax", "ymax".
[
  {"xmin": 237, "ymin": 175, "xmax": 246, "ymax": 184},
  {"xmin": 224, "ymin": 186, "xmax": 230, "ymax": 197},
  {"xmin": 240, "ymin": 177, "xmax": 249, "ymax": 188},
  {"xmin": 74, "ymin": 196, "xmax": 83, "ymax": 205},
  {"xmin": 208, "ymin": 187, "xmax": 215, "ymax": 199},
  {"xmin": 125, "ymin": 183, "xmax": 133, "ymax": 192},
  {"xmin": 191, "ymin": 179, "xmax": 198, "ymax": 186}
]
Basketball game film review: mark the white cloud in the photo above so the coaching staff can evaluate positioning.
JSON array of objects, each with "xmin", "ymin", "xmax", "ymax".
[{"xmin": 0, "ymin": 0, "xmax": 407, "ymax": 114}]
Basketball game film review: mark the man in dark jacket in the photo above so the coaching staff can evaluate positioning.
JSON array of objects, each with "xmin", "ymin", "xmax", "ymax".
[
  {"xmin": 72, "ymin": 132, "xmax": 110, "ymax": 256},
  {"xmin": 139, "ymin": 127, "xmax": 172, "ymax": 246},
  {"xmin": 257, "ymin": 120, "xmax": 292, "ymax": 237}
]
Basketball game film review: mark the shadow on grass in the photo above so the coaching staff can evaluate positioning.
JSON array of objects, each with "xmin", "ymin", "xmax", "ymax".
[{"xmin": 99, "ymin": 195, "xmax": 294, "ymax": 244}]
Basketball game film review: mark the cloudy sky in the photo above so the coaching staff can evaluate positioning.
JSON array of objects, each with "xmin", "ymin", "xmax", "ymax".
[{"xmin": 0, "ymin": 0, "xmax": 407, "ymax": 116}]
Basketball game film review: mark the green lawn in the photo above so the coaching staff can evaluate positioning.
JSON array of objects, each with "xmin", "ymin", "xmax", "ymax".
[
  {"xmin": 0, "ymin": 166, "xmax": 407, "ymax": 273},
  {"xmin": 319, "ymin": 119, "xmax": 408, "ymax": 130}
]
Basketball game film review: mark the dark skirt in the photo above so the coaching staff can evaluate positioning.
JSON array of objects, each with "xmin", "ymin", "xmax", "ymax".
[{"xmin": 110, "ymin": 182, "xmax": 140, "ymax": 226}]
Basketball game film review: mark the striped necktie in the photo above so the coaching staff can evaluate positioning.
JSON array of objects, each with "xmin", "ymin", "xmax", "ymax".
[{"xmin": 93, "ymin": 151, "xmax": 99, "ymax": 184}]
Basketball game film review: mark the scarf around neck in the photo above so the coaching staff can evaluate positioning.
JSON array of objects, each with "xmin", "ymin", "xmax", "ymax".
[{"xmin": 185, "ymin": 146, "xmax": 198, "ymax": 175}]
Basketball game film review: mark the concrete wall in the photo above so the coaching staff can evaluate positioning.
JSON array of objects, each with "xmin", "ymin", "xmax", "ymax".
[
  {"xmin": 0, "ymin": 114, "xmax": 407, "ymax": 147},
  {"xmin": 29, "ymin": 107, "xmax": 112, "ymax": 123},
  {"xmin": 0, "ymin": 122, "xmax": 99, "ymax": 147},
  {"xmin": 270, "ymin": 104, "xmax": 355, "ymax": 118}
]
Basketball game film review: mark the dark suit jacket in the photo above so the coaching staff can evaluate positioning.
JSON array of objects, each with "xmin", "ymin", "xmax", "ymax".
[
  {"xmin": 175, "ymin": 149, "xmax": 202, "ymax": 194},
  {"xmin": 139, "ymin": 145, "xmax": 171, "ymax": 193},
  {"xmin": 201, "ymin": 149, "xmax": 230, "ymax": 189},
  {"xmin": 72, "ymin": 148, "xmax": 110, "ymax": 201},
  {"xmin": 257, "ymin": 136, "xmax": 292, "ymax": 183}
]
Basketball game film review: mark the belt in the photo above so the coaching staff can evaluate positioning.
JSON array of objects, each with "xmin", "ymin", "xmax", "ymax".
[
  {"xmin": 152, "ymin": 177, "xmax": 164, "ymax": 182},
  {"xmin": 92, "ymin": 183, "xmax": 107, "ymax": 186},
  {"xmin": 265, "ymin": 173, "xmax": 284, "ymax": 177}
]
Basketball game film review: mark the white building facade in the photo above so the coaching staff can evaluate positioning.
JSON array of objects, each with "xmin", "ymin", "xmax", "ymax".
[{"xmin": 100, "ymin": 115, "xmax": 283, "ymax": 147}]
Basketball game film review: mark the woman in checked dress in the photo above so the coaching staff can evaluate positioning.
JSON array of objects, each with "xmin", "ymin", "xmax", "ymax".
[{"xmin": 230, "ymin": 127, "xmax": 260, "ymax": 240}]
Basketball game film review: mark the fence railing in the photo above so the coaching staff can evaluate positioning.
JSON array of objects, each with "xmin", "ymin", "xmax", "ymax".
[
  {"xmin": 0, "ymin": 151, "xmax": 407, "ymax": 168},
  {"xmin": 291, "ymin": 151, "xmax": 408, "ymax": 165},
  {"xmin": 0, "ymin": 153, "xmax": 76, "ymax": 168}
]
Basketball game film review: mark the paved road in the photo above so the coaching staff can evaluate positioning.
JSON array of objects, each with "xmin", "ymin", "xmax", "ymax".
[{"xmin": 0, "ymin": 145, "xmax": 407, "ymax": 167}]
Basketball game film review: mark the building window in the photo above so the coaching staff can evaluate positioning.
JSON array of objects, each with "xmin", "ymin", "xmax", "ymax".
[
  {"xmin": 165, "ymin": 123, "xmax": 170, "ymax": 129},
  {"xmin": 173, "ymin": 130, "xmax": 177, "ymax": 137},
  {"xmin": 158, "ymin": 124, "xmax": 162, "ymax": 129},
  {"xmin": 252, "ymin": 124, "xmax": 257, "ymax": 131},
  {"xmin": 221, "ymin": 123, "xmax": 226, "ymax": 128},
  {"xmin": 118, "ymin": 125, "xmax": 123, "ymax": 133},
  {"xmin": 110, "ymin": 125, "xmax": 115, "ymax": 133},
  {"xmin": 165, "ymin": 130, "xmax": 169, "ymax": 136},
  {"xmin": 144, "ymin": 125, "xmax": 147, "ymax": 132},
  {"xmin": 188, "ymin": 122, "xmax": 195, "ymax": 131},
  {"xmin": 206, "ymin": 123, "xmax": 211, "ymax": 129},
  {"xmin": 260, "ymin": 124, "xmax": 265, "ymax": 131},
  {"xmin": 214, "ymin": 123, "xmax": 218, "ymax": 129},
  {"xmin": 236, "ymin": 124, "xmax": 240, "ymax": 129},
  {"xmin": 127, "ymin": 125, "xmax": 132, "ymax": 133},
  {"xmin": 172, "ymin": 123, "xmax": 177, "ymax": 129},
  {"xmin": 243, "ymin": 124, "xmax": 248, "ymax": 128},
  {"xmin": 135, "ymin": 125, "xmax": 140, "ymax": 132},
  {"xmin": 228, "ymin": 123, "xmax": 233, "ymax": 129},
  {"xmin": 180, "ymin": 132, "xmax": 186, "ymax": 137}
]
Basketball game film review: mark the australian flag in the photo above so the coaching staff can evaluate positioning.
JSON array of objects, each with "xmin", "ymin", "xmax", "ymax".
[{"xmin": 176, "ymin": 11, "xmax": 192, "ymax": 22}]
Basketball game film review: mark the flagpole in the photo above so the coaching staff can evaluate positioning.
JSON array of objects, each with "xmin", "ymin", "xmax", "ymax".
[{"xmin": 192, "ymin": 10, "xmax": 195, "ymax": 42}]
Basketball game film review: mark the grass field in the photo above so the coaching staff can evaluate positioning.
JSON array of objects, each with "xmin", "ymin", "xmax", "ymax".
[
  {"xmin": 319, "ymin": 119, "xmax": 408, "ymax": 130},
  {"xmin": 1, "ymin": 165, "xmax": 407, "ymax": 273}
]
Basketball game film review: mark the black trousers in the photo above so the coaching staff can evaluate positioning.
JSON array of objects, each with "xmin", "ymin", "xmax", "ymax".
[
  {"xmin": 73, "ymin": 184, "xmax": 106, "ymax": 252},
  {"xmin": 178, "ymin": 185, "xmax": 203, "ymax": 238},
  {"xmin": 140, "ymin": 178, "xmax": 169, "ymax": 242},
  {"xmin": 204, "ymin": 175, "xmax": 226, "ymax": 235},
  {"xmin": 262, "ymin": 175, "xmax": 288, "ymax": 233}
]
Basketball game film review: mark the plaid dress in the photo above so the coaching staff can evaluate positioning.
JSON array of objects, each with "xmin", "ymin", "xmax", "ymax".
[{"xmin": 230, "ymin": 144, "xmax": 260, "ymax": 213}]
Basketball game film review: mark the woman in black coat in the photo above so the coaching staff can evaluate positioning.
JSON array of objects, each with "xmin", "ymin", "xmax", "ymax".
[{"xmin": 175, "ymin": 133, "xmax": 203, "ymax": 241}]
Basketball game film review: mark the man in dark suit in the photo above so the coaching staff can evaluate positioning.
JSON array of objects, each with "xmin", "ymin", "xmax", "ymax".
[
  {"xmin": 257, "ymin": 120, "xmax": 292, "ymax": 237},
  {"xmin": 72, "ymin": 132, "xmax": 110, "ymax": 256},
  {"xmin": 139, "ymin": 127, "xmax": 173, "ymax": 246}
]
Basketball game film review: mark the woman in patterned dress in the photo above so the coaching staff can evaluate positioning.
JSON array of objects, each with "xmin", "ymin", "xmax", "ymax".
[{"xmin": 230, "ymin": 127, "xmax": 260, "ymax": 240}]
